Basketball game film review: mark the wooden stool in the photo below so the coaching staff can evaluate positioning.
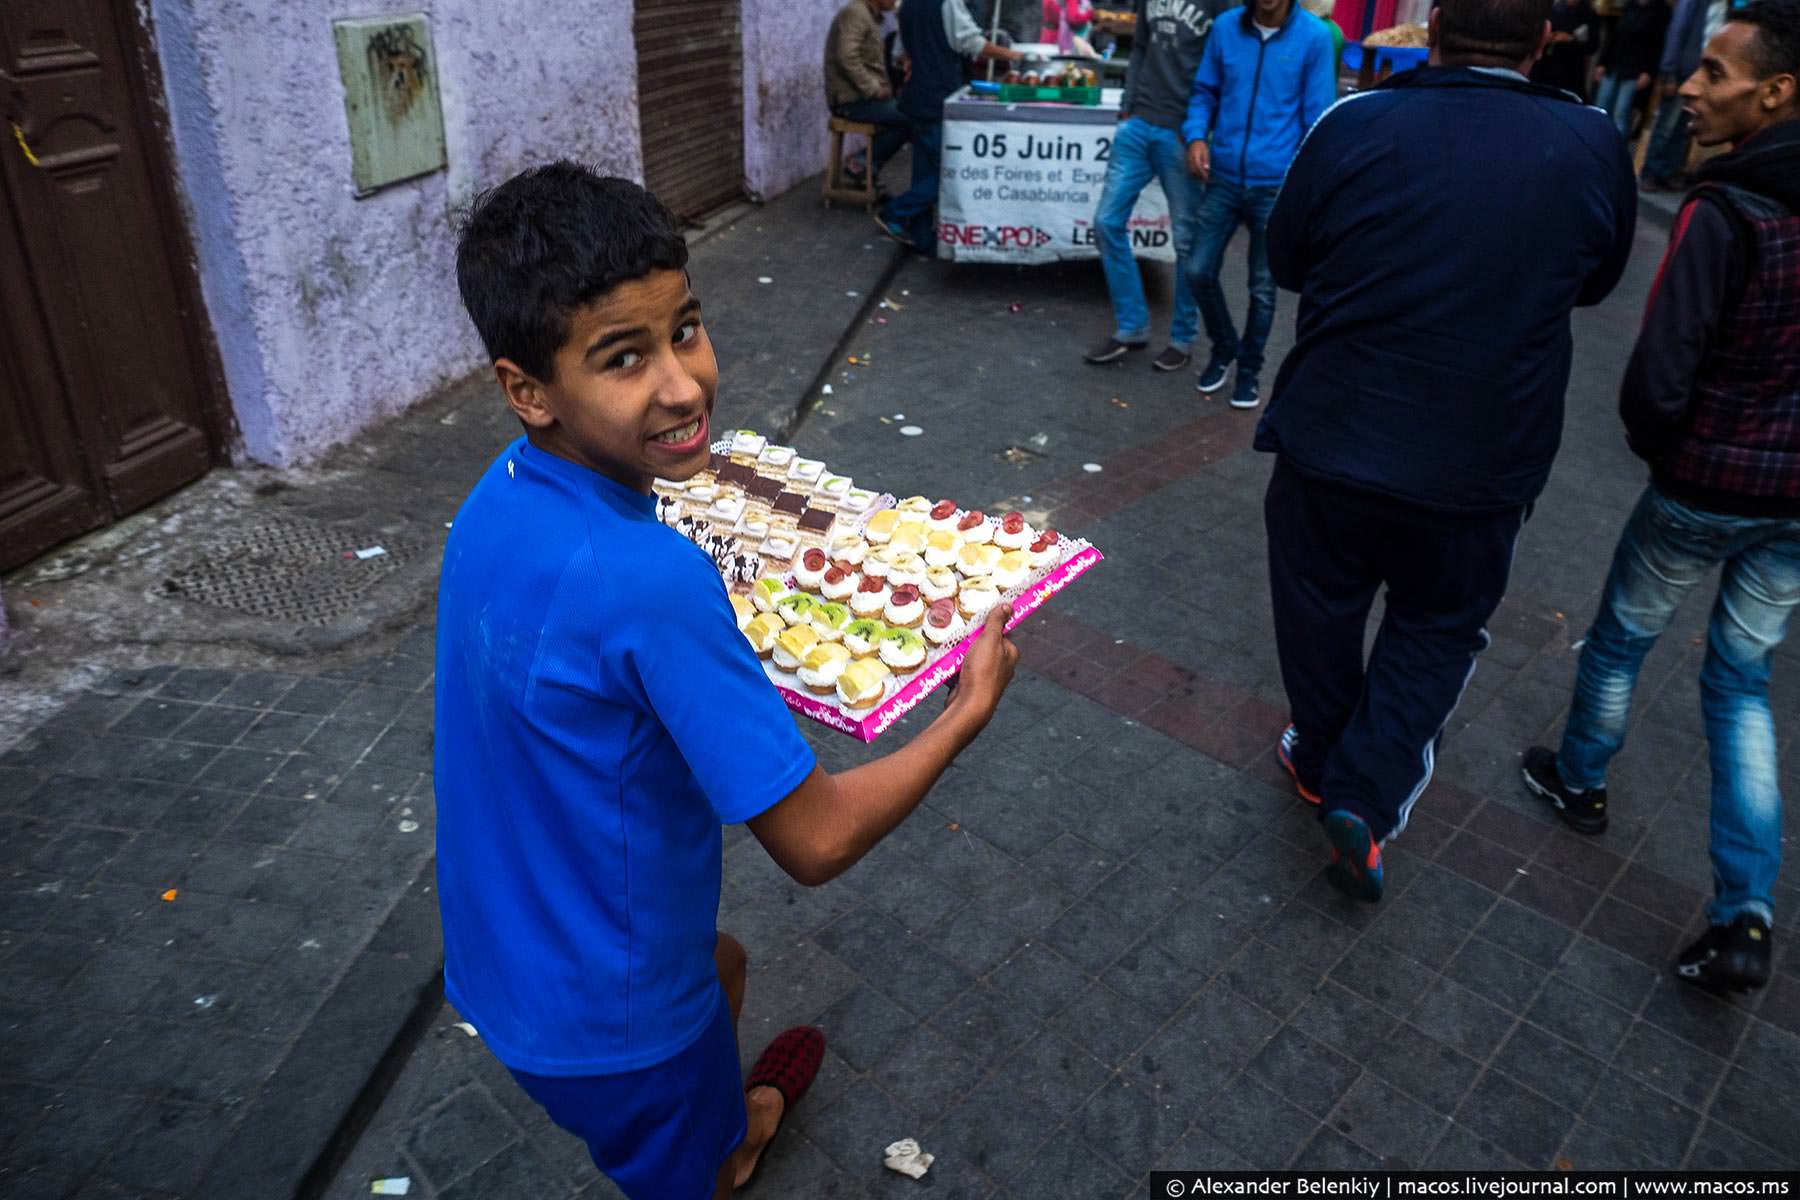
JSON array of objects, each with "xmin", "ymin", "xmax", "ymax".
[{"xmin": 823, "ymin": 117, "xmax": 879, "ymax": 210}]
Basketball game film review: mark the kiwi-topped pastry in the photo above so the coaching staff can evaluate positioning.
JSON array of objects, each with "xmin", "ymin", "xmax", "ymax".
[
  {"xmin": 843, "ymin": 618, "xmax": 886, "ymax": 658},
  {"xmin": 877, "ymin": 627, "xmax": 928, "ymax": 673}
]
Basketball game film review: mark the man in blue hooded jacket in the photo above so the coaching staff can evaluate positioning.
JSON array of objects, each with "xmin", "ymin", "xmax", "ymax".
[
  {"xmin": 1254, "ymin": 0, "xmax": 1635, "ymax": 903},
  {"xmin": 1181, "ymin": 0, "xmax": 1337, "ymax": 410}
]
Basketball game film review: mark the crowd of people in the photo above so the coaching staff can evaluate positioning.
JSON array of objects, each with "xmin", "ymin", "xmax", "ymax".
[{"xmin": 415, "ymin": 0, "xmax": 1800, "ymax": 1194}]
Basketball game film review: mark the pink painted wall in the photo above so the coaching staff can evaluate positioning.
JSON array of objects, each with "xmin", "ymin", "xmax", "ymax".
[{"xmin": 743, "ymin": 0, "xmax": 845, "ymax": 200}]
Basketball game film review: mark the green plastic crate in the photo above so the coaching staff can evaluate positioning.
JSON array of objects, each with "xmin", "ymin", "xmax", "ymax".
[{"xmin": 998, "ymin": 83, "xmax": 1101, "ymax": 105}]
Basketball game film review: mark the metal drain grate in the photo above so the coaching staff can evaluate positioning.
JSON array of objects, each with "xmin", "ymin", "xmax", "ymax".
[{"xmin": 162, "ymin": 514, "xmax": 419, "ymax": 626}]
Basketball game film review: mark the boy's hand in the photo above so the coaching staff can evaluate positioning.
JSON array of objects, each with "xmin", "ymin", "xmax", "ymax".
[
  {"xmin": 1187, "ymin": 140, "xmax": 1210, "ymax": 182},
  {"xmin": 949, "ymin": 604, "xmax": 1018, "ymax": 724}
]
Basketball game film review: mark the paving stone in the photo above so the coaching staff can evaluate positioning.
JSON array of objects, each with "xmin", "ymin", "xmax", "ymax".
[
  {"xmin": 1686, "ymin": 1116, "xmax": 1796, "ymax": 1170},
  {"xmin": 1709, "ymin": 1066, "xmax": 1800, "ymax": 1165},
  {"xmin": 1102, "ymin": 941, "xmax": 1209, "ymax": 1023},
  {"xmin": 1127, "ymin": 986, "xmax": 1279, "ymax": 1122},
  {"xmin": 406, "ymin": 1086, "xmax": 518, "ymax": 1189},
  {"xmin": 112, "ymin": 698, "xmax": 209, "ymax": 740},
  {"xmin": 1573, "ymin": 1067, "xmax": 1701, "ymax": 1168},
  {"xmin": 1044, "ymin": 898, "xmax": 1146, "ymax": 976},
  {"xmin": 1443, "ymin": 936, "xmax": 1541, "ymax": 1014},
  {"xmin": 1476, "ymin": 898, "xmax": 1575, "ymax": 968},
  {"xmin": 870, "ymin": 1022, "xmax": 988, "ymax": 1120},
  {"xmin": 1069, "ymin": 1076, "xmax": 1191, "ymax": 1177},
  {"xmin": 1637, "ymin": 975, "xmax": 1748, "ymax": 1059},
  {"xmin": 1025, "ymin": 833, "xmax": 1120, "ymax": 898},
  {"xmin": 1050, "ymin": 983, "xmax": 1163, "ymax": 1069},
  {"xmin": 1362, "ymin": 1024, "xmax": 1483, "ymax": 1112},
  {"xmin": 97, "ymin": 1101, "xmax": 233, "ymax": 1194},
  {"xmin": 1219, "ymin": 938, "xmax": 1324, "ymax": 1021},
  {"xmin": 1555, "ymin": 934, "xmax": 1661, "ymax": 1012},
  {"xmin": 1368, "ymin": 898, "xmax": 1470, "ymax": 972},
  {"xmin": 5, "ymin": 1089, "xmax": 145, "ymax": 1175},
  {"xmin": 1261, "ymin": 899, "xmax": 1361, "ymax": 968},
  {"xmin": 931, "ymin": 984, "xmax": 1042, "ymax": 1070},
  {"xmin": 991, "ymin": 941, "xmax": 1090, "ymax": 1019},
  {"xmin": 1454, "ymin": 1070, "xmax": 1576, "ymax": 1167},
  {"xmin": 1326, "ymin": 1073, "xmax": 1445, "ymax": 1168},
  {"xmin": 1611, "ymin": 1018, "xmax": 1728, "ymax": 1110},
  {"xmin": 156, "ymin": 669, "xmax": 238, "ymax": 704},
  {"xmin": 1292, "ymin": 1126, "xmax": 1385, "ymax": 1170},
  {"xmin": 1005, "ymin": 1124, "xmax": 1136, "ymax": 1196},
  {"xmin": 1200, "ymin": 1073, "xmax": 1317, "ymax": 1170},
  {"xmin": 1491, "ymin": 1020, "xmax": 1605, "ymax": 1114},
  {"xmin": 1245, "ymin": 1026, "xmax": 1361, "ymax": 1118},
  {"xmin": 818, "ymin": 985, "xmax": 918, "ymax": 1072},
  {"xmin": 1330, "ymin": 935, "xmax": 1439, "ymax": 1016},
  {"xmin": 438, "ymin": 1140, "xmax": 565, "ymax": 1200}
]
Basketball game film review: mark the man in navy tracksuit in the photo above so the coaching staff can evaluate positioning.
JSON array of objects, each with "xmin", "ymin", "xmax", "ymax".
[
  {"xmin": 1257, "ymin": 0, "xmax": 1636, "ymax": 901},
  {"xmin": 1181, "ymin": 0, "xmax": 1337, "ymax": 410}
]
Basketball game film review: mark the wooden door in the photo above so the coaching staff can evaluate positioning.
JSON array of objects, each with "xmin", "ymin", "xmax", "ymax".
[
  {"xmin": 634, "ymin": 0, "xmax": 746, "ymax": 220},
  {"xmin": 0, "ymin": 0, "xmax": 223, "ymax": 571}
]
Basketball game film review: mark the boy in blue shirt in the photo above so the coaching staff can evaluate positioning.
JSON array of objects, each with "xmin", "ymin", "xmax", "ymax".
[{"xmin": 438, "ymin": 163, "xmax": 1018, "ymax": 1198}]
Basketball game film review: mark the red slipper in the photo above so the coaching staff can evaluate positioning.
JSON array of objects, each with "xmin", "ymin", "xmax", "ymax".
[{"xmin": 739, "ymin": 1026, "xmax": 824, "ymax": 1189}]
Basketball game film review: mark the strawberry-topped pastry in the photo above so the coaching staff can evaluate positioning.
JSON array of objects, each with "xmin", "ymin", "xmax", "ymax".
[
  {"xmin": 1028, "ymin": 528, "xmax": 1061, "ymax": 569},
  {"xmin": 850, "ymin": 574, "xmax": 888, "ymax": 617},
  {"xmin": 883, "ymin": 583, "xmax": 925, "ymax": 629},
  {"xmin": 795, "ymin": 547, "xmax": 830, "ymax": 591},
  {"xmin": 957, "ymin": 510, "xmax": 994, "ymax": 545},
  {"xmin": 923, "ymin": 598, "xmax": 964, "ymax": 646},
  {"xmin": 820, "ymin": 564, "xmax": 859, "ymax": 603},
  {"xmin": 927, "ymin": 499, "xmax": 961, "ymax": 533},
  {"xmin": 994, "ymin": 511, "xmax": 1033, "ymax": 551}
]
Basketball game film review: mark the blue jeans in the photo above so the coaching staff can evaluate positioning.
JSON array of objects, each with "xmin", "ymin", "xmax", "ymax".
[
  {"xmin": 1188, "ymin": 178, "xmax": 1280, "ymax": 377},
  {"xmin": 832, "ymin": 97, "xmax": 910, "ymax": 175},
  {"xmin": 1093, "ymin": 118, "xmax": 1201, "ymax": 348},
  {"xmin": 1557, "ymin": 486, "xmax": 1800, "ymax": 926},
  {"xmin": 880, "ymin": 118, "xmax": 942, "ymax": 255},
  {"xmin": 1592, "ymin": 72, "xmax": 1639, "ymax": 139},
  {"xmin": 1642, "ymin": 92, "xmax": 1691, "ymax": 181}
]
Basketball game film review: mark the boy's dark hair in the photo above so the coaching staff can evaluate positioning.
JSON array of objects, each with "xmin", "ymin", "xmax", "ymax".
[
  {"xmin": 1729, "ymin": 0, "xmax": 1800, "ymax": 79},
  {"xmin": 455, "ymin": 162, "xmax": 688, "ymax": 381},
  {"xmin": 1436, "ymin": 0, "xmax": 1554, "ymax": 64}
]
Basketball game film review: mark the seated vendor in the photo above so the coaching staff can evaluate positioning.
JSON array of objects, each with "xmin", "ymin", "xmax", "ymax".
[{"xmin": 826, "ymin": 0, "xmax": 910, "ymax": 184}]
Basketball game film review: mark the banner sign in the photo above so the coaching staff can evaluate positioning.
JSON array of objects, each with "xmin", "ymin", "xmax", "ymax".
[{"xmin": 938, "ymin": 100, "xmax": 1175, "ymax": 266}]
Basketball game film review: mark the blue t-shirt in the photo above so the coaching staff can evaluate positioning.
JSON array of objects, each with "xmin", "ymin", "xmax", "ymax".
[{"xmin": 434, "ymin": 438, "xmax": 816, "ymax": 1075}]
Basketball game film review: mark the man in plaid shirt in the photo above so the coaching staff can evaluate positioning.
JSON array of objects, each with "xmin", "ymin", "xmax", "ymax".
[{"xmin": 1524, "ymin": 0, "xmax": 1800, "ymax": 994}]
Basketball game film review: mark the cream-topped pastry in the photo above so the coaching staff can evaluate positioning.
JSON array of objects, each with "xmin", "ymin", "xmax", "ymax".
[
  {"xmin": 729, "ymin": 430, "xmax": 766, "ymax": 463},
  {"xmin": 794, "ymin": 547, "xmax": 831, "ymax": 591},
  {"xmin": 756, "ymin": 444, "xmax": 795, "ymax": 474},
  {"xmin": 810, "ymin": 601, "xmax": 852, "ymax": 642},
  {"xmin": 707, "ymin": 495, "xmax": 746, "ymax": 526},
  {"xmin": 878, "ymin": 627, "xmax": 928, "ymax": 672},
  {"xmin": 923, "ymin": 598, "xmax": 964, "ymax": 646},
  {"xmin": 957, "ymin": 542, "xmax": 1003, "ymax": 577},
  {"xmin": 921, "ymin": 567, "xmax": 959, "ymax": 602},
  {"xmin": 887, "ymin": 552, "xmax": 929, "ymax": 589},
  {"xmin": 862, "ymin": 545, "xmax": 898, "ymax": 581},
  {"xmin": 926, "ymin": 499, "xmax": 961, "ymax": 533},
  {"xmin": 740, "ymin": 516, "xmax": 770, "ymax": 545},
  {"xmin": 656, "ymin": 495, "xmax": 683, "ymax": 526},
  {"xmin": 684, "ymin": 481, "xmax": 718, "ymax": 515},
  {"xmin": 815, "ymin": 474, "xmax": 853, "ymax": 507},
  {"xmin": 776, "ymin": 592, "xmax": 819, "ymax": 628},
  {"xmin": 924, "ymin": 529, "xmax": 962, "ymax": 568},
  {"xmin": 836, "ymin": 657, "xmax": 891, "ymax": 710},
  {"xmin": 827, "ymin": 534, "xmax": 867, "ymax": 567},
  {"xmin": 957, "ymin": 510, "xmax": 994, "ymax": 545},
  {"xmin": 788, "ymin": 458, "xmax": 826, "ymax": 488},
  {"xmin": 762, "ymin": 531, "xmax": 799, "ymax": 563},
  {"xmin": 1028, "ymin": 529, "xmax": 1061, "ymax": 569},
  {"xmin": 993, "ymin": 549, "xmax": 1031, "ymax": 591},
  {"xmin": 896, "ymin": 495, "xmax": 932, "ymax": 515},
  {"xmin": 752, "ymin": 577, "xmax": 789, "ymax": 613},
  {"xmin": 798, "ymin": 642, "xmax": 852, "ymax": 695},
  {"xmin": 994, "ymin": 511, "xmax": 1033, "ymax": 551},
  {"xmin": 842, "ymin": 489, "xmax": 877, "ymax": 516},
  {"xmin": 883, "ymin": 584, "xmax": 926, "ymax": 629},
  {"xmin": 820, "ymin": 565, "xmax": 859, "ymax": 602},
  {"xmin": 850, "ymin": 576, "xmax": 888, "ymax": 617},
  {"xmin": 843, "ymin": 619, "xmax": 886, "ymax": 658},
  {"xmin": 729, "ymin": 593, "xmax": 755, "ymax": 631},
  {"xmin": 863, "ymin": 509, "xmax": 901, "ymax": 545},
  {"xmin": 743, "ymin": 613, "xmax": 784, "ymax": 655},
  {"xmin": 958, "ymin": 577, "xmax": 1000, "ymax": 618},
  {"xmin": 772, "ymin": 625, "xmax": 820, "ymax": 671}
]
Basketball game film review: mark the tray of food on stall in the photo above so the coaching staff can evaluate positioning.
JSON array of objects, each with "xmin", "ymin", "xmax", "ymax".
[
  {"xmin": 653, "ymin": 430, "xmax": 1104, "ymax": 741},
  {"xmin": 998, "ymin": 64, "xmax": 1103, "ymax": 105}
]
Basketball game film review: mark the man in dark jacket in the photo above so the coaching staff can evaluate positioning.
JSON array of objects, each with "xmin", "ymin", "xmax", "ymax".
[
  {"xmin": 1592, "ymin": 0, "xmax": 1672, "ymax": 137},
  {"xmin": 1642, "ymin": 0, "xmax": 1723, "ymax": 187},
  {"xmin": 1256, "ymin": 0, "xmax": 1636, "ymax": 902},
  {"xmin": 1524, "ymin": 0, "xmax": 1800, "ymax": 993},
  {"xmin": 826, "ymin": 0, "xmax": 909, "ymax": 183}
]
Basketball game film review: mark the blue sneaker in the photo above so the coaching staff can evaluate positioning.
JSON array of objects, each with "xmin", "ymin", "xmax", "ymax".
[
  {"xmin": 1230, "ymin": 372, "xmax": 1261, "ymax": 410},
  {"xmin": 1195, "ymin": 353, "xmax": 1233, "ymax": 393},
  {"xmin": 872, "ymin": 210, "xmax": 911, "ymax": 246},
  {"xmin": 1322, "ymin": 810, "xmax": 1384, "ymax": 903}
]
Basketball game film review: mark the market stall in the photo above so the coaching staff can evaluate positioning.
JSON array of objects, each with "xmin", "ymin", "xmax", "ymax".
[{"xmin": 937, "ymin": 85, "xmax": 1176, "ymax": 266}]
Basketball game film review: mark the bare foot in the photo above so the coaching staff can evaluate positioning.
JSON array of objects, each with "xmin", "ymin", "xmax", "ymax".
[{"xmin": 729, "ymin": 1085, "xmax": 786, "ymax": 1189}]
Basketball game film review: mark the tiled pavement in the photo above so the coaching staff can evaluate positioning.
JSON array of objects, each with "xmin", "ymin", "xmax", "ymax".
[{"xmin": 325, "ymin": 200, "xmax": 1798, "ymax": 1199}]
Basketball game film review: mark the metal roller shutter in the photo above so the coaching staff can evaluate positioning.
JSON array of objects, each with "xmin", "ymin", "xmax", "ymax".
[{"xmin": 634, "ymin": 0, "xmax": 745, "ymax": 220}]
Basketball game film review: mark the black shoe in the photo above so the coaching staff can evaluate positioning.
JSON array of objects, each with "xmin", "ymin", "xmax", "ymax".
[
  {"xmin": 1677, "ymin": 914, "xmax": 1773, "ymax": 993},
  {"xmin": 1152, "ymin": 346, "xmax": 1192, "ymax": 372},
  {"xmin": 1521, "ymin": 746, "xmax": 1607, "ymax": 834},
  {"xmin": 1084, "ymin": 337, "xmax": 1146, "ymax": 365},
  {"xmin": 1229, "ymin": 373, "xmax": 1261, "ymax": 410},
  {"xmin": 1195, "ymin": 353, "xmax": 1233, "ymax": 393}
]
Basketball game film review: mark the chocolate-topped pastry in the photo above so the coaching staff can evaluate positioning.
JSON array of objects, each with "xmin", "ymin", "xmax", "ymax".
[
  {"xmin": 717, "ymin": 462, "xmax": 755, "ymax": 490},
  {"xmin": 773, "ymin": 492, "xmax": 808, "ymax": 516},
  {"xmin": 797, "ymin": 507, "xmax": 834, "ymax": 534},
  {"xmin": 745, "ymin": 477, "xmax": 782, "ymax": 503},
  {"xmin": 708, "ymin": 452, "xmax": 730, "ymax": 473}
]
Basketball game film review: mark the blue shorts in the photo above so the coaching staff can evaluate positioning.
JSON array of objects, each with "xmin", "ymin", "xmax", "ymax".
[{"xmin": 509, "ymin": 989, "xmax": 746, "ymax": 1199}]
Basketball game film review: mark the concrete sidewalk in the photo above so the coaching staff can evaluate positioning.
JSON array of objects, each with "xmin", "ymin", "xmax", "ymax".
[
  {"xmin": 326, "ymin": 204, "xmax": 1796, "ymax": 1199},
  {"xmin": 4, "ymin": 172, "xmax": 1796, "ymax": 1200}
]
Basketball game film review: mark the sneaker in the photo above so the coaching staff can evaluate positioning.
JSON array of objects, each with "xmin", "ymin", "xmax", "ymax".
[
  {"xmin": 1278, "ymin": 724, "xmax": 1322, "ymax": 806},
  {"xmin": 1195, "ymin": 353, "xmax": 1233, "ymax": 393},
  {"xmin": 1084, "ymin": 337, "xmax": 1146, "ymax": 365},
  {"xmin": 1521, "ymin": 746, "xmax": 1607, "ymax": 835},
  {"xmin": 872, "ymin": 211, "xmax": 911, "ymax": 246},
  {"xmin": 1230, "ymin": 373, "xmax": 1261, "ymax": 409},
  {"xmin": 1323, "ymin": 810, "xmax": 1384, "ymax": 903},
  {"xmin": 1152, "ymin": 346, "xmax": 1192, "ymax": 372},
  {"xmin": 1676, "ymin": 913, "xmax": 1773, "ymax": 993}
]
